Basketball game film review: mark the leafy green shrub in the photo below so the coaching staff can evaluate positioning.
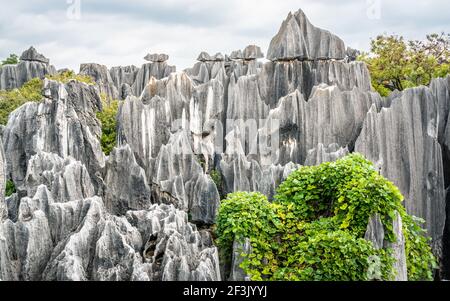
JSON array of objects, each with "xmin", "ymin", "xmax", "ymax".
[
  {"xmin": 1, "ymin": 54, "xmax": 19, "ymax": 65},
  {"xmin": 46, "ymin": 70, "xmax": 95, "ymax": 85},
  {"xmin": 5, "ymin": 180, "xmax": 16, "ymax": 197},
  {"xmin": 359, "ymin": 33, "xmax": 450, "ymax": 96},
  {"xmin": 275, "ymin": 154, "xmax": 375, "ymax": 222},
  {"xmin": 216, "ymin": 153, "xmax": 436, "ymax": 281},
  {"xmin": 0, "ymin": 78, "xmax": 43, "ymax": 124},
  {"xmin": 96, "ymin": 99, "xmax": 119, "ymax": 155}
]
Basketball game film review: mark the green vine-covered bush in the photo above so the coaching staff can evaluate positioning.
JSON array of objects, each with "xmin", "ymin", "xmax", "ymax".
[
  {"xmin": 96, "ymin": 99, "xmax": 119, "ymax": 155},
  {"xmin": 216, "ymin": 153, "xmax": 436, "ymax": 281}
]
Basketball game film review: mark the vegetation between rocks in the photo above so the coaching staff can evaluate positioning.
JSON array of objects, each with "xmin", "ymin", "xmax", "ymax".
[
  {"xmin": 359, "ymin": 33, "xmax": 450, "ymax": 96},
  {"xmin": 96, "ymin": 98, "xmax": 119, "ymax": 156},
  {"xmin": 0, "ymin": 78, "xmax": 43, "ymax": 125},
  {"xmin": 46, "ymin": 70, "xmax": 95, "ymax": 85},
  {"xmin": 216, "ymin": 154, "xmax": 436, "ymax": 281},
  {"xmin": 5, "ymin": 179, "xmax": 16, "ymax": 197},
  {"xmin": 0, "ymin": 71, "xmax": 96, "ymax": 125}
]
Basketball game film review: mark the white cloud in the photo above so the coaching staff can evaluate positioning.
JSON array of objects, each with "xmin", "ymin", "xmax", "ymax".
[{"xmin": 1, "ymin": 0, "xmax": 449, "ymax": 71}]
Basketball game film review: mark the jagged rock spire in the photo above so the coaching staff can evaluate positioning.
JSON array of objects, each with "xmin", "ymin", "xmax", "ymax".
[{"xmin": 267, "ymin": 9, "xmax": 346, "ymax": 61}]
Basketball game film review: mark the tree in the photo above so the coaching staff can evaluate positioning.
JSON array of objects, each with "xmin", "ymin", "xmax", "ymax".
[
  {"xmin": 1, "ymin": 54, "xmax": 19, "ymax": 66},
  {"xmin": 359, "ymin": 33, "xmax": 450, "ymax": 96}
]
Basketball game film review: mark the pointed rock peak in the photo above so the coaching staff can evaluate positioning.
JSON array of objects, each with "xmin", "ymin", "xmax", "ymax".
[
  {"xmin": 197, "ymin": 51, "xmax": 211, "ymax": 62},
  {"xmin": 213, "ymin": 52, "xmax": 224, "ymax": 61},
  {"xmin": 242, "ymin": 45, "xmax": 264, "ymax": 60},
  {"xmin": 267, "ymin": 9, "xmax": 346, "ymax": 61},
  {"xmin": 20, "ymin": 46, "xmax": 50, "ymax": 64},
  {"xmin": 229, "ymin": 45, "xmax": 263, "ymax": 60},
  {"xmin": 196, "ymin": 51, "xmax": 224, "ymax": 62},
  {"xmin": 144, "ymin": 53, "xmax": 169, "ymax": 63},
  {"xmin": 229, "ymin": 49, "xmax": 243, "ymax": 60}
]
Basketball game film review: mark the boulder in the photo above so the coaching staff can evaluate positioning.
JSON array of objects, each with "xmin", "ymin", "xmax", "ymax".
[{"xmin": 19, "ymin": 46, "xmax": 50, "ymax": 65}]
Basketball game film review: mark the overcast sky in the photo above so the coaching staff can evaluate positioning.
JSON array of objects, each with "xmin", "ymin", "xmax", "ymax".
[{"xmin": 1, "ymin": 0, "xmax": 449, "ymax": 71}]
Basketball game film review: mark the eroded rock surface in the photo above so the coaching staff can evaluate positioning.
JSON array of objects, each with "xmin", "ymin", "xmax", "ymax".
[
  {"xmin": 355, "ymin": 85, "xmax": 446, "ymax": 254},
  {"xmin": 1, "ymin": 9, "xmax": 449, "ymax": 281},
  {"xmin": 0, "ymin": 47, "xmax": 56, "ymax": 90},
  {"xmin": 267, "ymin": 9, "xmax": 346, "ymax": 61}
]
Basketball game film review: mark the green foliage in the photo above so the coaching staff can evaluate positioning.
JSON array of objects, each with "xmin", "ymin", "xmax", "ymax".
[
  {"xmin": 215, "ymin": 192, "xmax": 282, "ymax": 279},
  {"xmin": 359, "ymin": 33, "xmax": 450, "ymax": 96},
  {"xmin": 1, "ymin": 54, "xmax": 19, "ymax": 66},
  {"xmin": 272, "ymin": 227, "xmax": 395, "ymax": 281},
  {"xmin": 275, "ymin": 154, "xmax": 376, "ymax": 223},
  {"xmin": 216, "ymin": 154, "xmax": 436, "ymax": 281},
  {"xmin": 210, "ymin": 169, "xmax": 223, "ymax": 192},
  {"xmin": 46, "ymin": 70, "xmax": 95, "ymax": 85},
  {"xmin": 210, "ymin": 169, "xmax": 222, "ymax": 186},
  {"xmin": 96, "ymin": 99, "xmax": 119, "ymax": 155},
  {"xmin": 5, "ymin": 180, "xmax": 16, "ymax": 197},
  {"xmin": 0, "ymin": 78, "xmax": 43, "ymax": 124}
]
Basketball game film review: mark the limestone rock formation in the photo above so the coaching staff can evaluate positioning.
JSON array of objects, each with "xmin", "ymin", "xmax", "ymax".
[
  {"xmin": 229, "ymin": 238, "xmax": 251, "ymax": 281},
  {"xmin": 0, "ymin": 139, "xmax": 6, "ymax": 220},
  {"xmin": 267, "ymin": 9, "xmax": 346, "ymax": 61},
  {"xmin": 103, "ymin": 145, "xmax": 151, "ymax": 215},
  {"xmin": 152, "ymin": 130, "xmax": 220, "ymax": 224},
  {"xmin": 109, "ymin": 65, "xmax": 139, "ymax": 99},
  {"xmin": 25, "ymin": 152, "xmax": 95, "ymax": 204},
  {"xmin": 2, "ymin": 79, "xmax": 105, "ymax": 193},
  {"xmin": 259, "ymin": 60, "xmax": 372, "ymax": 107},
  {"xmin": 144, "ymin": 53, "xmax": 169, "ymax": 63},
  {"xmin": 0, "ymin": 9, "xmax": 448, "ymax": 282},
  {"xmin": 365, "ymin": 212, "xmax": 407, "ymax": 281},
  {"xmin": 187, "ymin": 52, "xmax": 227, "ymax": 84},
  {"xmin": 355, "ymin": 85, "xmax": 446, "ymax": 253},
  {"xmin": 229, "ymin": 45, "xmax": 265, "ymax": 61},
  {"xmin": 126, "ymin": 204, "xmax": 221, "ymax": 280},
  {"xmin": 304, "ymin": 143, "xmax": 349, "ymax": 166},
  {"xmin": 19, "ymin": 46, "xmax": 50, "ymax": 65},
  {"xmin": 132, "ymin": 59, "xmax": 176, "ymax": 97},
  {"xmin": 0, "ymin": 47, "xmax": 56, "ymax": 90},
  {"xmin": 79, "ymin": 63, "xmax": 119, "ymax": 100}
]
